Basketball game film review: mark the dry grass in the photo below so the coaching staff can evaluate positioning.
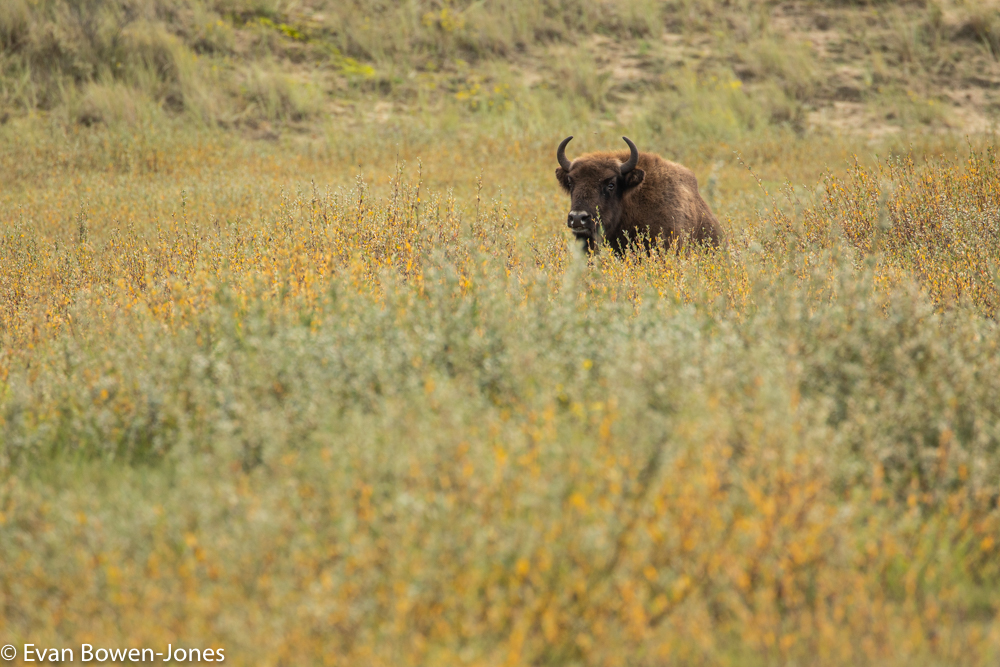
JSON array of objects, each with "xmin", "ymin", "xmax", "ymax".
[
  {"xmin": 1, "ymin": 118, "xmax": 1000, "ymax": 663},
  {"xmin": 2, "ymin": 1, "xmax": 1000, "ymax": 665}
]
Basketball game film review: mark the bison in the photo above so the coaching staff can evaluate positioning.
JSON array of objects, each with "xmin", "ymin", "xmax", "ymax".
[{"xmin": 555, "ymin": 136, "xmax": 723, "ymax": 254}]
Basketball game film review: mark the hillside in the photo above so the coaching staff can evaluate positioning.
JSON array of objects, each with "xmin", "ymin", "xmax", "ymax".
[{"xmin": 2, "ymin": 0, "xmax": 998, "ymax": 137}]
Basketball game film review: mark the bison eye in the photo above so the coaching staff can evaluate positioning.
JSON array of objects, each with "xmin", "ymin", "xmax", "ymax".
[{"xmin": 605, "ymin": 181, "xmax": 616, "ymax": 193}]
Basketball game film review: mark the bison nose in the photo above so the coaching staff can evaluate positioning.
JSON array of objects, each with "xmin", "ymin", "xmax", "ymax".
[{"xmin": 567, "ymin": 210, "xmax": 591, "ymax": 229}]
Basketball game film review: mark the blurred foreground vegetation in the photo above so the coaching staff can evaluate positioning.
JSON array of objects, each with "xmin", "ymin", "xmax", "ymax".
[{"xmin": 3, "ymin": 0, "xmax": 1000, "ymax": 665}]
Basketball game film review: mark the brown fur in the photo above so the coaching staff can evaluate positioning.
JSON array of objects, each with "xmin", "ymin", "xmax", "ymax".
[{"xmin": 556, "ymin": 145, "xmax": 723, "ymax": 254}]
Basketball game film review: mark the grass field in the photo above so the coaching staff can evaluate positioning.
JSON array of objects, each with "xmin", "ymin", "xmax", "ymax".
[{"xmin": 3, "ymin": 1, "xmax": 1000, "ymax": 665}]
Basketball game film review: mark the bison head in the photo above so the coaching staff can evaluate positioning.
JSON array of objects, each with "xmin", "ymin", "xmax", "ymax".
[{"xmin": 555, "ymin": 136, "xmax": 645, "ymax": 250}]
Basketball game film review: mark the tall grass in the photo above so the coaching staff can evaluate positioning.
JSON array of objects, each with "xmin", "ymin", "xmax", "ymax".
[
  {"xmin": 1, "ymin": 126, "xmax": 1000, "ymax": 663},
  {"xmin": 2, "ymin": 0, "xmax": 1000, "ymax": 664}
]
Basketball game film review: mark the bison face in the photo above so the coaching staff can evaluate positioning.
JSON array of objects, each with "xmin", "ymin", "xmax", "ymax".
[
  {"xmin": 555, "ymin": 136, "xmax": 645, "ymax": 250},
  {"xmin": 556, "ymin": 162, "xmax": 645, "ymax": 239}
]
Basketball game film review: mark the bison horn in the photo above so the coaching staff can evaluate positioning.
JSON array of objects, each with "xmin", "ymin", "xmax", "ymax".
[
  {"xmin": 619, "ymin": 136, "xmax": 639, "ymax": 174},
  {"xmin": 557, "ymin": 136, "xmax": 573, "ymax": 172}
]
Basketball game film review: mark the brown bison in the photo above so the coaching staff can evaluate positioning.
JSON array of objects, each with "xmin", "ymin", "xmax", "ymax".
[{"xmin": 555, "ymin": 136, "xmax": 723, "ymax": 253}]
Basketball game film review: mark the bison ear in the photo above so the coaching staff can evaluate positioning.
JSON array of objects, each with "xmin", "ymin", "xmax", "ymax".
[
  {"xmin": 623, "ymin": 168, "xmax": 645, "ymax": 191},
  {"xmin": 555, "ymin": 167, "xmax": 572, "ymax": 193}
]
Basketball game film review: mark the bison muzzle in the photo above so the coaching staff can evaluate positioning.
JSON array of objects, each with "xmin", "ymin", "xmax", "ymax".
[{"xmin": 556, "ymin": 136, "xmax": 723, "ymax": 254}]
